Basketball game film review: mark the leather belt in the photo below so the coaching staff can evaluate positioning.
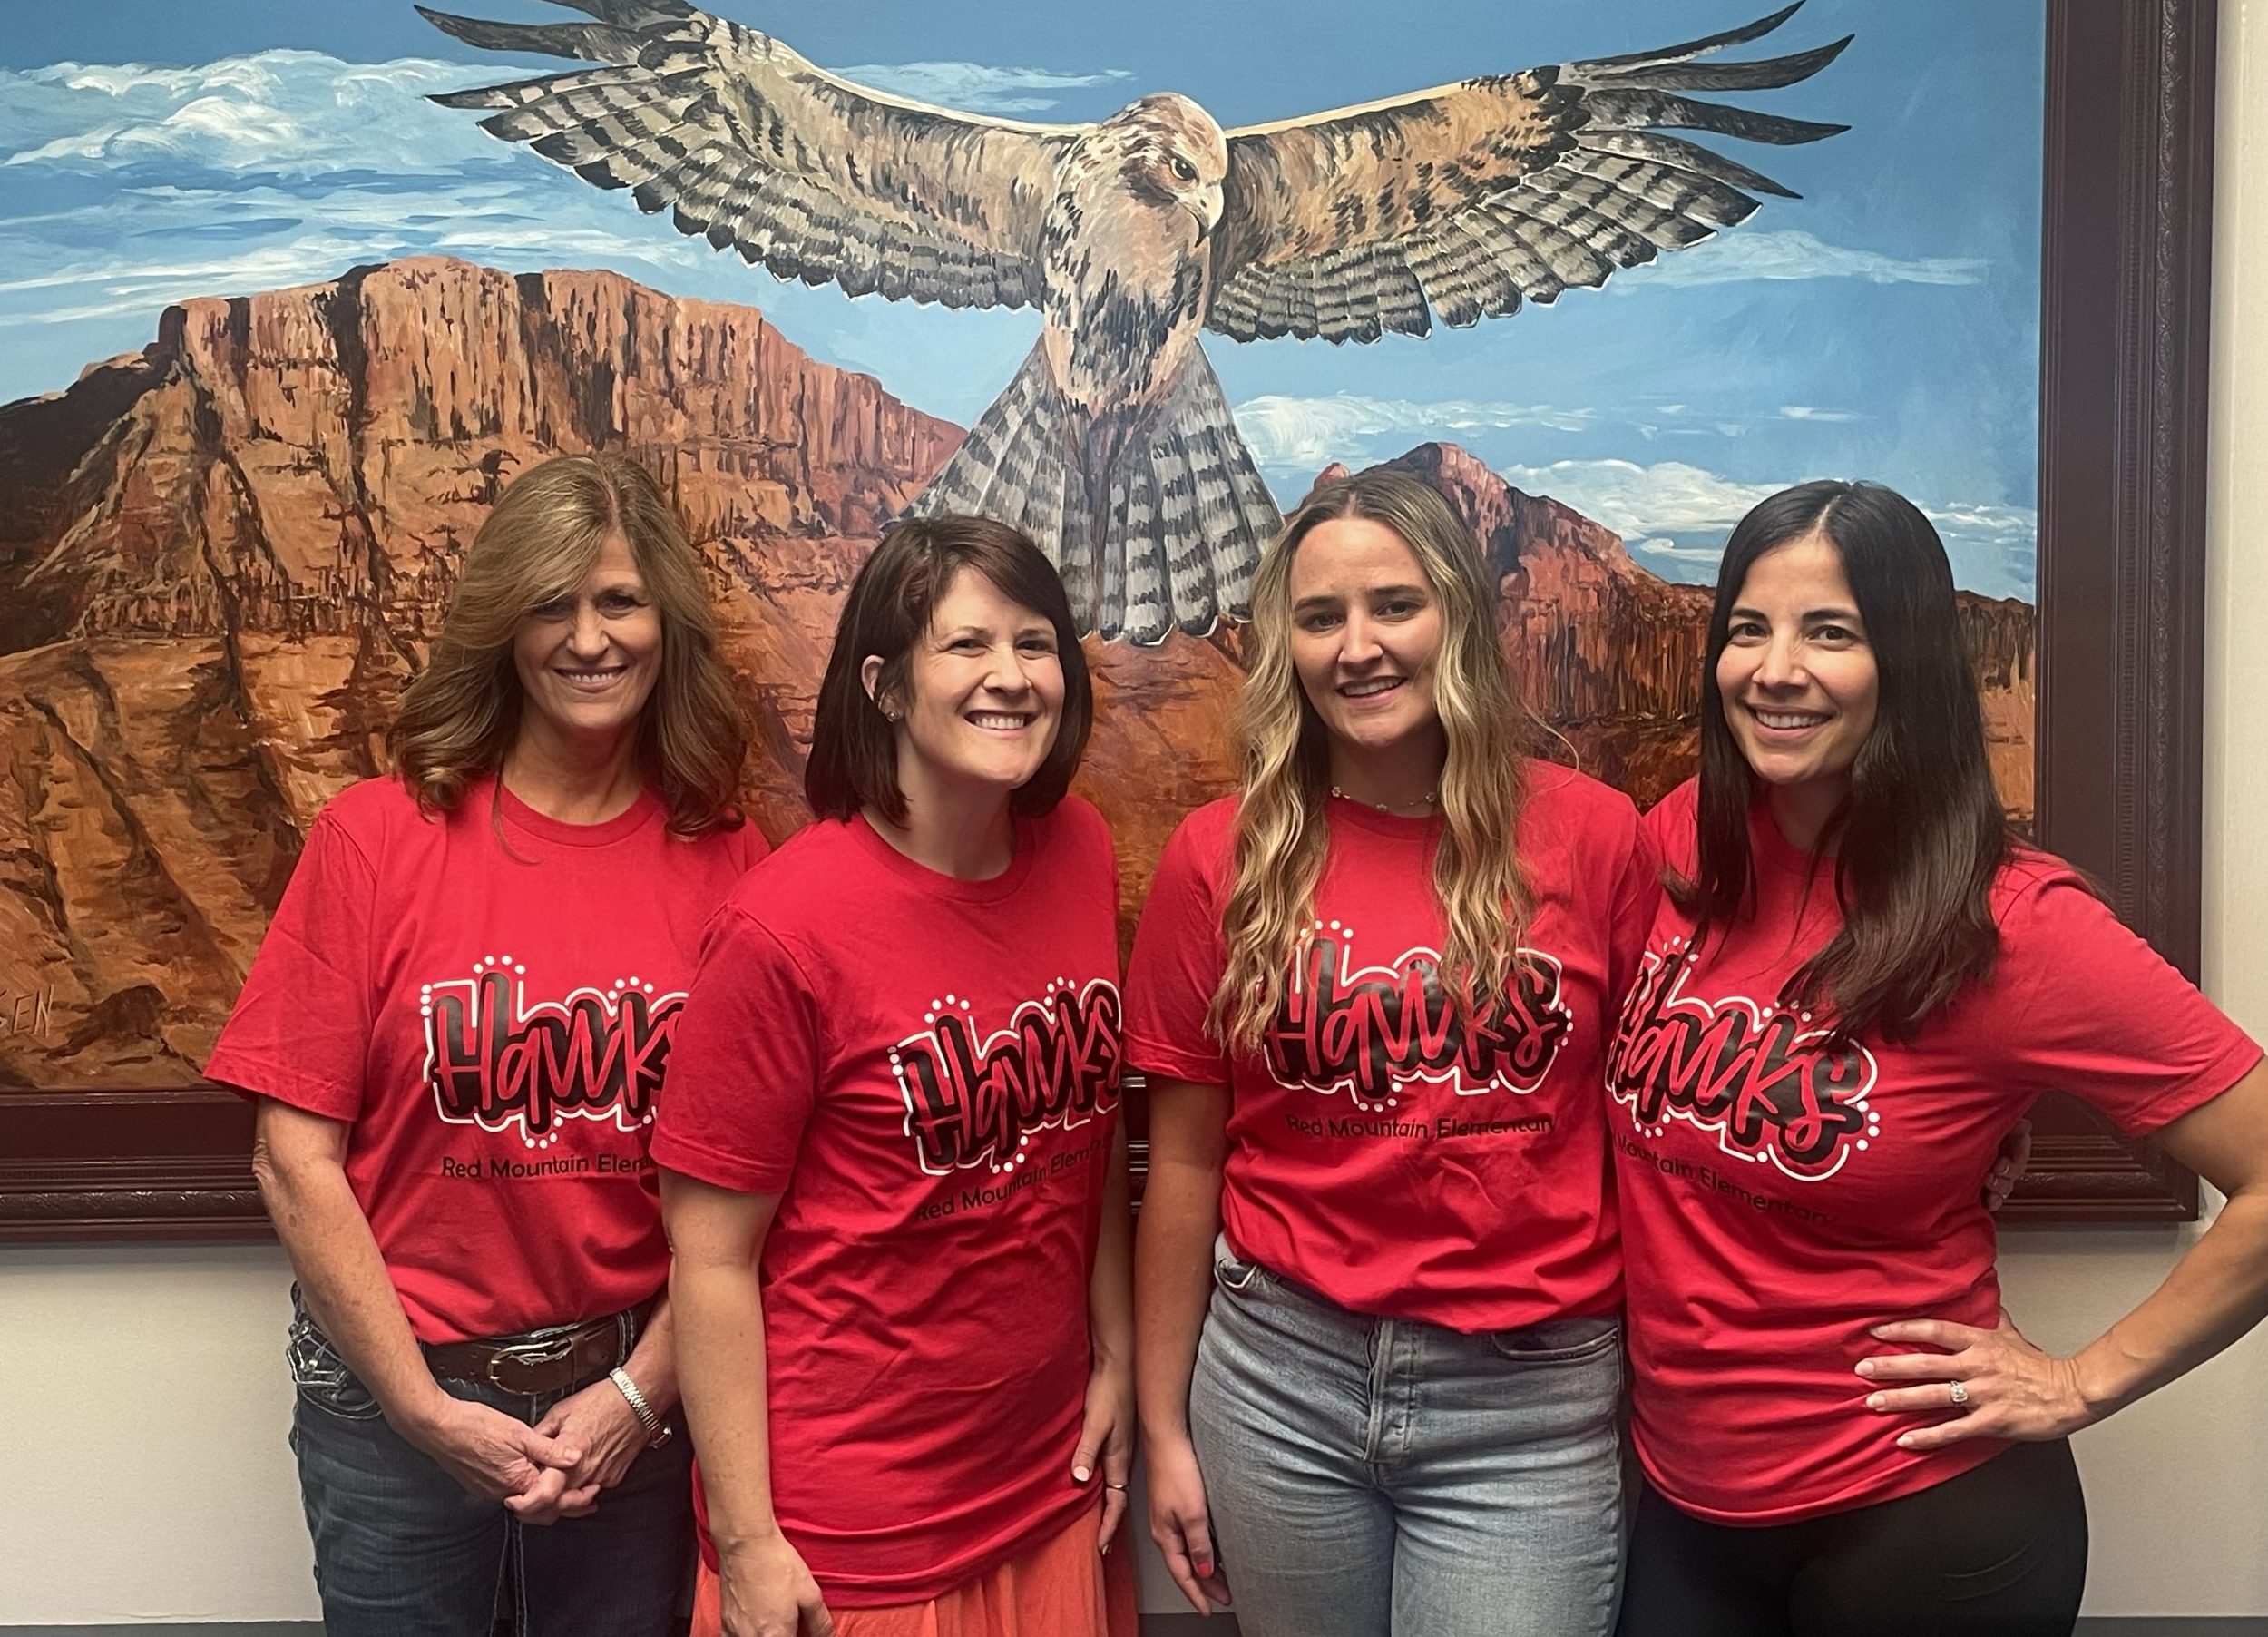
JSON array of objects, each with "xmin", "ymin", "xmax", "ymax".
[{"xmin": 424, "ymin": 1297, "xmax": 656, "ymax": 1397}]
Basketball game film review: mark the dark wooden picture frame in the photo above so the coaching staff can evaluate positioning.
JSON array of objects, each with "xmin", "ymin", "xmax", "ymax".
[
  {"xmin": 0, "ymin": 0, "xmax": 2219, "ymax": 1238},
  {"xmin": 1999, "ymin": 0, "xmax": 2218, "ymax": 1222}
]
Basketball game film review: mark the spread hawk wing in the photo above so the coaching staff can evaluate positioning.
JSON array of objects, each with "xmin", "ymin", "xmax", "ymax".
[
  {"xmin": 419, "ymin": 0, "xmax": 1076, "ymax": 309},
  {"xmin": 1207, "ymin": 2, "xmax": 1850, "ymax": 343}
]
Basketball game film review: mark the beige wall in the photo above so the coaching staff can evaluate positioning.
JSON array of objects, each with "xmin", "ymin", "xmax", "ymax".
[
  {"xmin": 0, "ymin": 1244, "xmax": 313, "ymax": 1623},
  {"xmin": 6, "ymin": 0, "xmax": 2268, "ymax": 1622}
]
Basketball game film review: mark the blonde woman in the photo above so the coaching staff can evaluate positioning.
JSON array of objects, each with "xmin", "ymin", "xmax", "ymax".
[
  {"xmin": 1127, "ymin": 470, "xmax": 1656, "ymax": 1637},
  {"xmin": 207, "ymin": 454, "xmax": 765, "ymax": 1635}
]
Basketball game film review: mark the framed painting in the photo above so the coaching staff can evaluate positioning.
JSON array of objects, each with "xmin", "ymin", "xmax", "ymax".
[{"xmin": 0, "ymin": 0, "xmax": 2216, "ymax": 1236}]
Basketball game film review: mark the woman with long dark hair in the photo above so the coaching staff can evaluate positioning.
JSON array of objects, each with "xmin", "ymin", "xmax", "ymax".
[
  {"xmin": 1129, "ymin": 470, "xmax": 1655, "ymax": 1637},
  {"xmin": 1610, "ymin": 481, "xmax": 2268, "ymax": 1634},
  {"xmin": 653, "ymin": 515, "xmax": 1137, "ymax": 1637},
  {"xmin": 208, "ymin": 453, "xmax": 764, "ymax": 1634}
]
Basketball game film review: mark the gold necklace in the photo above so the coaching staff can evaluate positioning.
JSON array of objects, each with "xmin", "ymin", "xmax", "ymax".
[{"xmin": 1330, "ymin": 784, "xmax": 1440, "ymax": 815}]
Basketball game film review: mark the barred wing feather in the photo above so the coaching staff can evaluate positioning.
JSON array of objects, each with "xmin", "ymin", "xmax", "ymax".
[
  {"xmin": 419, "ymin": 0, "xmax": 1071, "ymax": 311},
  {"xmin": 1207, "ymin": 3, "xmax": 1851, "ymax": 342}
]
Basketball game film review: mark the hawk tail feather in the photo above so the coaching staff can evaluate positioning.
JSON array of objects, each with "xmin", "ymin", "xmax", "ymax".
[
  {"xmin": 906, "ymin": 342, "xmax": 1276, "ymax": 643},
  {"xmin": 1110, "ymin": 347, "xmax": 1279, "ymax": 643},
  {"xmin": 904, "ymin": 341, "xmax": 1096, "ymax": 628}
]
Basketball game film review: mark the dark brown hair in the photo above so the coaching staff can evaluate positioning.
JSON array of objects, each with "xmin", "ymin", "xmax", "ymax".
[
  {"xmin": 387, "ymin": 453, "xmax": 748, "ymax": 836},
  {"xmin": 1681, "ymin": 479, "xmax": 2009, "ymax": 1041},
  {"xmin": 806, "ymin": 515, "xmax": 1092, "ymax": 823}
]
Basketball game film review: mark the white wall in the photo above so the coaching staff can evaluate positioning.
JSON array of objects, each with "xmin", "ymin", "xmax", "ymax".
[
  {"xmin": 7, "ymin": 0, "xmax": 2268, "ymax": 1623},
  {"xmin": 0, "ymin": 1244, "xmax": 314, "ymax": 1623}
]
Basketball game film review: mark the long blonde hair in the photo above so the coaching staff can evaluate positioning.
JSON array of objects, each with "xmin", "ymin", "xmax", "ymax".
[
  {"xmin": 1210, "ymin": 470, "xmax": 1535, "ymax": 1051},
  {"xmin": 387, "ymin": 454, "xmax": 748, "ymax": 835}
]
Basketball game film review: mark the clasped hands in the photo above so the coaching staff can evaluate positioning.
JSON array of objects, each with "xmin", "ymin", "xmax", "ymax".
[
  {"xmin": 1857, "ymin": 1307, "xmax": 2097, "ymax": 1451},
  {"xmin": 403, "ymin": 1375, "xmax": 655, "ymax": 1524}
]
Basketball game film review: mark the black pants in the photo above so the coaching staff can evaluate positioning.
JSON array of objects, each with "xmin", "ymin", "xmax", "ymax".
[{"xmin": 1616, "ymin": 1439, "xmax": 2088, "ymax": 1637}]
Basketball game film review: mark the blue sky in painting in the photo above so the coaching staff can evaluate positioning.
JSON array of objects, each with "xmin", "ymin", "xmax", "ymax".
[{"xmin": 0, "ymin": 0, "xmax": 2044, "ymax": 596}]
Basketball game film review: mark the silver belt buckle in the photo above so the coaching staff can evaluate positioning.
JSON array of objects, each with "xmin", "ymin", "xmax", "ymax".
[{"xmin": 484, "ymin": 1331, "xmax": 577, "ymax": 1391}]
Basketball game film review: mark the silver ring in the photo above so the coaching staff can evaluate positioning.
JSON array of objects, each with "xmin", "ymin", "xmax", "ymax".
[{"xmin": 1949, "ymin": 1381, "xmax": 1970, "ymax": 1407}]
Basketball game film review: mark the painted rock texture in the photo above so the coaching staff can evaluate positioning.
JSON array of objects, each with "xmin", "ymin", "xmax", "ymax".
[{"xmin": 0, "ymin": 257, "xmax": 2033, "ymax": 1087}]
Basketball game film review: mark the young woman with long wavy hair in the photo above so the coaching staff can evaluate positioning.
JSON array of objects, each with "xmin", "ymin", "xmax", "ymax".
[
  {"xmin": 1127, "ymin": 469, "xmax": 1657, "ymax": 1637},
  {"xmin": 1608, "ymin": 481, "xmax": 2268, "ymax": 1634},
  {"xmin": 208, "ymin": 453, "xmax": 764, "ymax": 1635}
]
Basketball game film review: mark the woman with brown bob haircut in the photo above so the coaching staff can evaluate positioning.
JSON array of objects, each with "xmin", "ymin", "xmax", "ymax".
[
  {"xmin": 208, "ymin": 452, "xmax": 767, "ymax": 1635},
  {"xmin": 656, "ymin": 515, "xmax": 1138, "ymax": 1637}
]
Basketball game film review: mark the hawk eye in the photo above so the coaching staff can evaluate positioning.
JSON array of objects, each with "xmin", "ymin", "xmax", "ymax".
[{"xmin": 1169, "ymin": 156, "xmax": 1197, "ymax": 182}]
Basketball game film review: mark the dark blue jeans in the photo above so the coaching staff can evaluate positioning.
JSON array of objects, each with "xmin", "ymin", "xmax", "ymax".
[{"xmin": 286, "ymin": 1299, "xmax": 694, "ymax": 1637}]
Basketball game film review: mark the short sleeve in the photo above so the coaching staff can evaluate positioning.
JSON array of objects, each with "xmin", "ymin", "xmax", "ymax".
[
  {"xmin": 649, "ymin": 906, "xmax": 823, "ymax": 1194},
  {"xmin": 1606, "ymin": 806, "xmax": 1665, "ymax": 1010},
  {"xmin": 1638, "ymin": 778, "xmax": 1700, "ymax": 880},
  {"xmin": 203, "ymin": 809, "xmax": 378, "ymax": 1122},
  {"xmin": 1986, "ymin": 875, "xmax": 2262, "ymax": 1135},
  {"xmin": 1123, "ymin": 814, "xmax": 1232, "ymax": 1085}
]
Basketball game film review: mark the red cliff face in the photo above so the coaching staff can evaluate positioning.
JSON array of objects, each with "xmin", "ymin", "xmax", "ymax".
[
  {"xmin": 0, "ymin": 257, "xmax": 2034, "ymax": 1087},
  {"xmin": 1358, "ymin": 444, "xmax": 1716, "ymax": 801},
  {"xmin": 0, "ymin": 257, "xmax": 961, "ymax": 1085}
]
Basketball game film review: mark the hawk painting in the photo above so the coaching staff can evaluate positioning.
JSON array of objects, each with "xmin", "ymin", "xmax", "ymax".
[{"xmin": 422, "ymin": 0, "xmax": 1851, "ymax": 643}]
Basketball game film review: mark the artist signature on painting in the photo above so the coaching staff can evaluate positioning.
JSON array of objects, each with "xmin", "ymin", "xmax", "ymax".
[{"xmin": 1, "ymin": 974, "xmax": 55, "ymax": 1040}]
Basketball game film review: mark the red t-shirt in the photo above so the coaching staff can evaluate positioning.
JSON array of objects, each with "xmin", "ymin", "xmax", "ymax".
[
  {"xmin": 1612, "ymin": 778, "xmax": 2261, "ymax": 1524},
  {"xmin": 1123, "ymin": 762, "xmax": 1657, "ymax": 1331},
  {"xmin": 204, "ymin": 776, "xmax": 767, "ymax": 1343},
  {"xmin": 650, "ymin": 799, "xmax": 1123, "ymax": 1608}
]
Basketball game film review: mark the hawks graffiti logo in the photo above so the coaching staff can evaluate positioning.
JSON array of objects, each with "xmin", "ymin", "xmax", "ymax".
[
  {"xmin": 1264, "ymin": 924, "xmax": 1571, "ymax": 1109},
  {"xmin": 890, "ymin": 977, "xmax": 1123, "ymax": 1177},
  {"xmin": 423, "ymin": 956, "xmax": 681, "ymax": 1146},
  {"xmin": 1607, "ymin": 938, "xmax": 1880, "ymax": 1181}
]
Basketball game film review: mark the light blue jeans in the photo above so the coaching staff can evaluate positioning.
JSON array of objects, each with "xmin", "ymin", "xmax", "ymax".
[{"xmin": 1188, "ymin": 1237, "xmax": 1624, "ymax": 1637}]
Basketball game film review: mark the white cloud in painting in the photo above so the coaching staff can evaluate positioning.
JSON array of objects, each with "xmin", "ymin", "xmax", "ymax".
[
  {"xmin": 1779, "ymin": 405, "xmax": 1861, "ymax": 422},
  {"xmin": 1234, "ymin": 393, "xmax": 1595, "ymax": 470},
  {"xmin": 1626, "ymin": 230, "xmax": 1988, "ymax": 289},
  {"xmin": 0, "ymin": 234, "xmax": 386, "ymax": 326},
  {"xmin": 1496, "ymin": 458, "xmax": 1779, "ymax": 540},
  {"xmin": 3, "ymin": 54, "xmax": 496, "ymax": 176},
  {"xmin": 1625, "ymin": 535, "xmax": 1718, "ymax": 560},
  {"xmin": 1494, "ymin": 458, "xmax": 2035, "ymax": 600},
  {"xmin": 843, "ymin": 62, "xmax": 1132, "ymax": 114}
]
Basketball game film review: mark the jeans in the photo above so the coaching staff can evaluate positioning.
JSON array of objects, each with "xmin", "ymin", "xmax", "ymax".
[
  {"xmin": 1188, "ymin": 1238, "xmax": 1625, "ymax": 1637},
  {"xmin": 286, "ymin": 1296, "xmax": 694, "ymax": 1637}
]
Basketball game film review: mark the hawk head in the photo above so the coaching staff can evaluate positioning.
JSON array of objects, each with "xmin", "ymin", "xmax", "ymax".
[{"xmin": 1097, "ymin": 93, "xmax": 1228, "ymax": 248}]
